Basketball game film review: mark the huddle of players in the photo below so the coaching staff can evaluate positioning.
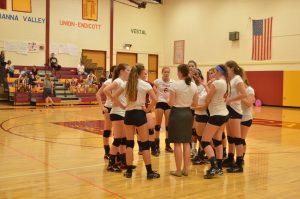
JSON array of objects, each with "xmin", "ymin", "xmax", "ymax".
[{"xmin": 96, "ymin": 60, "xmax": 255, "ymax": 179}]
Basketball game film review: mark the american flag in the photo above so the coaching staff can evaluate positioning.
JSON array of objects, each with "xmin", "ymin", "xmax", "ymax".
[{"xmin": 252, "ymin": 17, "xmax": 273, "ymax": 60}]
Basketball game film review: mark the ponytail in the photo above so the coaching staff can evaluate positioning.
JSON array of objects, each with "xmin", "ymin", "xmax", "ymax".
[
  {"xmin": 225, "ymin": 60, "xmax": 245, "ymax": 79},
  {"xmin": 216, "ymin": 64, "xmax": 231, "ymax": 97},
  {"xmin": 178, "ymin": 64, "xmax": 191, "ymax": 85},
  {"xmin": 126, "ymin": 63, "xmax": 145, "ymax": 102}
]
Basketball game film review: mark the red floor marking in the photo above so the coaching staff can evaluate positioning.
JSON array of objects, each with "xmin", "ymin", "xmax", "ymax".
[
  {"xmin": 53, "ymin": 120, "xmax": 104, "ymax": 135},
  {"xmin": 0, "ymin": 142, "xmax": 126, "ymax": 199}
]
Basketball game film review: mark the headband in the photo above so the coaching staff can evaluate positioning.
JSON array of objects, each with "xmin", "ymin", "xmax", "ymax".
[{"xmin": 216, "ymin": 65, "xmax": 225, "ymax": 75}]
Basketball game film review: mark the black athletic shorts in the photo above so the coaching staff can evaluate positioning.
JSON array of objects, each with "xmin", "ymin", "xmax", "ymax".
[
  {"xmin": 191, "ymin": 109, "xmax": 195, "ymax": 116},
  {"xmin": 103, "ymin": 106, "xmax": 112, "ymax": 114},
  {"xmin": 227, "ymin": 105, "xmax": 243, "ymax": 119},
  {"xmin": 195, "ymin": 114, "xmax": 209, "ymax": 123},
  {"xmin": 155, "ymin": 102, "xmax": 171, "ymax": 111},
  {"xmin": 241, "ymin": 119, "xmax": 253, "ymax": 127},
  {"xmin": 110, "ymin": 114, "xmax": 124, "ymax": 121},
  {"xmin": 208, "ymin": 115, "xmax": 229, "ymax": 126},
  {"xmin": 124, "ymin": 109, "xmax": 147, "ymax": 127}
]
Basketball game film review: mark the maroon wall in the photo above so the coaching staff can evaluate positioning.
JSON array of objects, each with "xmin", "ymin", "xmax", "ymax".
[{"xmin": 246, "ymin": 71, "xmax": 283, "ymax": 106}]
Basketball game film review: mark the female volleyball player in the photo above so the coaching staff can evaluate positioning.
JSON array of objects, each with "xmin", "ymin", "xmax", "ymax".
[
  {"xmin": 188, "ymin": 60, "xmax": 199, "ymax": 158},
  {"xmin": 153, "ymin": 67, "xmax": 173, "ymax": 154},
  {"xmin": 114, "ymin": 64, "xmax": 160, "ymax": 179},
  {"xmin": 195, "ymin": 64, "xmax": 229, "ymax": 179},
  {"xmin": 168, "ymin": 64, "xmax": 198, "ymax": 177},
  {"xmin": 192, "ymin": 69, "xmax": 209, "ymax": 165},
  {"xmin": 223, "ymin": 60, "xmax": 247, "ymax": 173},
  {"xmin": 103, "ymin": 63, "xmax": 130, "ymax": 172},
  {"xmin": 141, "ymin": 70, "xmax": 157, "ymax": 156},
  {"xmin": 96, "ymin": 66, "xmax": 116, "ymax": 159},
  {"xmin": 241, "ymin": 79, "xmax": 255, "ymax": 160}
]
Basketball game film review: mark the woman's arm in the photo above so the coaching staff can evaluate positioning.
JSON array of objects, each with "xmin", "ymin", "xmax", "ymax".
[
  {"xmin": 227, "ymin": 82, "xmax": 247, "ymax": 104},
  {"xmin": 103, "ymin": 81, "xmax": 118, "ymax": 100},
  {"xmin": 242, "ymin": 94, "xmax": 255, "ymax": 107},
  {"xmin": 96, "ymin": 84, "xmax": 108, "ymax": 112},
  {"xmin": 144, "ymin": 89, "xmax": 158, "ymax": 112},
  {"xmin": 205, "ymin": 84, "xmax": 216, "ymax": 106},
  {"xmin": 168, "ymin": 90, "xmax": 175, "ymax": 107}
]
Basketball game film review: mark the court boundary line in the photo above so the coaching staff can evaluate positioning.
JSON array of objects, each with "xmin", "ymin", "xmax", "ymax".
[{"xmin": 0, "ymin": 142, "xmax": 126, "ymax": 199}]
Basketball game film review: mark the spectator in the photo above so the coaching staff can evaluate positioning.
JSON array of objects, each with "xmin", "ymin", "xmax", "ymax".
[
  {"xmin": 5, "ymin": 60, "xmax": 14, "ymax": 78},
  {"xmin": 85, "ymin": 71, "xmax": 97, "ymax": 93},
  {"xmin": 69, "ymin": 77, "xmax": 77, "ymax": 93},
  {"xmin": 77, "ymin": 59, "xmax": 87, "ymax": 75},
  {"xmin": 0, "ymin": 51, "xmax": 6, "ymax": 86},
  {"xmin": 20, "ymin": 67, "xmax": 29, "ymax": 76},
  {"xmin": 76, "ymin": 75, "xmax": 85, "ymax": 93},
  {"xmin": 49, "ymin": 53, "xmax": 61, "ymax": 74},
  {"xmin": 43, "ymin": 74, "xmax": 54, "ymax": 107},
  {"xmin": 28, "ymin": 71, "xmax": 37, "ymax": 91},
  {"xmin": 16, "ymin": 73, "xmax": 29, "ymax": 92},
  {"xmin": 31, "ymin": 65, "xmax": 38, "ymax": 76}
]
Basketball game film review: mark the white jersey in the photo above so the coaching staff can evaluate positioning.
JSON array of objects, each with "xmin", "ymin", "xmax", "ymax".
[
  {"xmin": 170, "ymin": 80, "xmax": 197, "ymax": 107},
  {"xmin": 103, "ymin": 79, "xmax": 112, "ymax": 108},
  {"xmin": 154, "ymin": 78, "xmax": 173, "ymax": 103},
  {"xmin": 122, "ymin": 79, "xmax": 152, "ymax": 111},
  {"xmin": 110, "ymin": 78, "xmax": 126, "ymax": 117},
  {"xmin": 228, "ymin": 75, "xmax": 244, "ymax": 114},
  {"xmin": 242, "ymin": 86, "xmax": 255, "ymax": 122},
  {"xmin": 195, "ymin": 85, "xmax": 208, "ymax": 116},
  {"xmin": 208, "ymin": 78, "xmax": 229, "ymax": 116}
]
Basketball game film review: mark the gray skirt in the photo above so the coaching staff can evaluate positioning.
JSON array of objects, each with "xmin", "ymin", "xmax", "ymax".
[{"xmin": 168, "ymin": 107, "xmax": 193, "ymax": 143}]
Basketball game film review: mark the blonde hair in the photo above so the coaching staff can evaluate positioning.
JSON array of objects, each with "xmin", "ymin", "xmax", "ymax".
[{"xmin": 125, "ymin": 63, "xmax": 145, "ymax": 102}]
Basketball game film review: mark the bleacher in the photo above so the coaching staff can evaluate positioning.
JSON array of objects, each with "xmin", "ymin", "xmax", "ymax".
[{"xmin": 6, "ymin": 65, "xmax": 98, "ymax": 106}]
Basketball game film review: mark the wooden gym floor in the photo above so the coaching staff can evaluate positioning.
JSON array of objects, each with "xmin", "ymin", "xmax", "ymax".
[{"xmin": 0, "ymin": 104, "xmax": 300, "ymax": 199}]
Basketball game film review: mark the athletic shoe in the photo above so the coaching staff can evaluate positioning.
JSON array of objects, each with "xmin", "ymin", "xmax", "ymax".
[
  {"xmin": 165, "ymin": 146, "xmax": 174, "ymax": 153},
  {"xmin": 120, "ymin": 163, "xmax": 127, "ymax": 170},
  {"xmin": 192, "ymin": 156, "xmax": 206, "ymax": 165},
  {"xmin": 216, "ymin": 168, "xmax": 223, "ymax": 176},
  {"xmin": 222, "ymin": 158, "xmax": 234, "ymax": 167},
  {"xmin": 123, "ymin": 171, "xmax": 132, "ymax": 178},
  {"xmin": 107, "ymin": 164, "xmax": 122, "ymax": 173},
  {"xmin": 227, "ymin": 164, "xmax": 243, "ymax": 173},
  {"xmin": 204, "ymin": 167, "xmax": 218, "ymax": 179},
  {"xmin": 147, "ymin": 171, "xmax": 160, "ymax": 179},
  {"xmin": 104, "ymin": 155, "xmax": 109, "ymax": 160}
]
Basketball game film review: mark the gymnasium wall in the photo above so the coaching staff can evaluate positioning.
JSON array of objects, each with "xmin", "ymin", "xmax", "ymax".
[
  {"xmin": 0, "ymin": 0, "xmax": 164, "ymax": 68},
  {"xmin": 0, "ymin": 0, "xmax": 45, "ymax": 65},
  {"xmin": 113, "ymin": 2, "xmax": 164, "ymax": 67},
  {"xmin": 162, "ymin": 0, "xmax": 300, "ymax": 73}
]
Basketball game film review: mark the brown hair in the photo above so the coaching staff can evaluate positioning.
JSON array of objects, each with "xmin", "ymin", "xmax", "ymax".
[
  {"xmin": 126, "ymin": 63, "xmax": 145, "ymax": 102},
  {"xmin": 216, "ymin": 64, "xmax": 231, "ymax": 97},
  {"xmin": 113, "ymin": 63, "xmax": 128, "ymax": 81},
  {"xmin": 178, "ymin": 64, "xmax": 191, "ymax": 85},
  {"xmin": 225, "ymin": 60, "xmax": 245, "ymax": 79}
]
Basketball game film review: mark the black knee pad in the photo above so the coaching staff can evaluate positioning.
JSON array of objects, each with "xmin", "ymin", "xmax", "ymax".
[
  {"xmin": 121, "ymin": 137, "xmax": 127, "ymax": 146},
  {"xmin": 141, "ymin": 141, "xmax": 150, "ymax": 151},
  {"xmin": 103, "ymin": 130, "xmax": 111, "ymax": 138},
  {"xmin": 227, "ymin": 136, "xmax": 234, "ymax": 144},
  {"xmin": 222, "ymin": 132, "xmax": 226, "ymax": 140},
  {"xmin": 192, "ymin": 128, "xmax": 197, "ymax": 136},
  {"xmin": 126, "ymin": 140, "xmax": 134, "ymax": 148},
  {"xmin": 112, "ymin": 138, "xmax": 121, "ymax": 147},
  {"xmin": 148, "ymin": 129, "xmax": 154, "ymax": 135},
  {"xmin": 197, "ymin": 135, "xmax": 202, "ymax": 142},
  {"xmin": 201, "ymin": 141, "xmax": 210, "ymax": 149},
  {"xmin": 155, "ymin": 125, "xmax": 161, "ymax": 132},
  {"xmin": 166, "ymin": 126, "xmax": 169, "ymax": 132},
  {"xmin": 234, "ymin": 137, "xmax": 243, "ymax": 145},
  {"xmin": 212, "ymin": 139, "xmax": 222, "ymax": 147},
  {"xmin": 241, "ymin": 139, "xmax": 246, "ymax": 146}
]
